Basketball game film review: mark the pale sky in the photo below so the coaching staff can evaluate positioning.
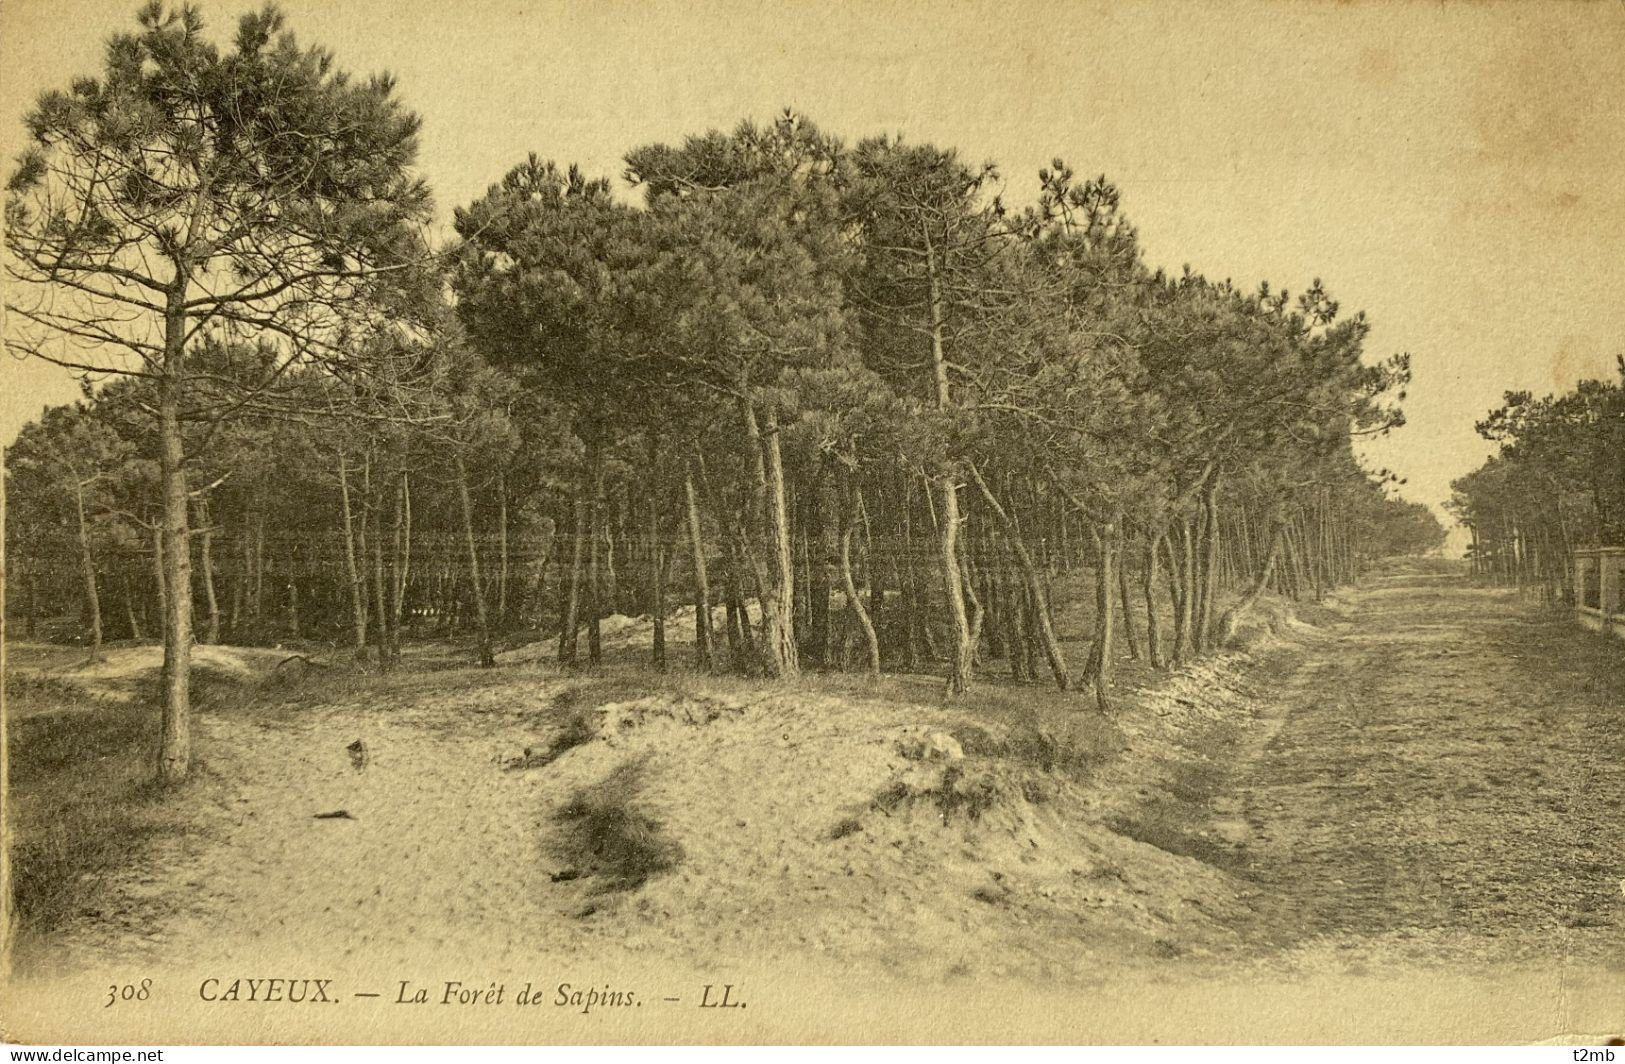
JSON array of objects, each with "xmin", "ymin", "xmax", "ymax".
[{"xmin": 4, "ymin": 0, "xmax": 1624, "ymax": 527}]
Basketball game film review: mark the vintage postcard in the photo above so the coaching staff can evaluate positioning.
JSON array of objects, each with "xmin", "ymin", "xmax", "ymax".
[{"xmin": 1, "ymin": 0, "xmax": 1622, "ymax": 1047}]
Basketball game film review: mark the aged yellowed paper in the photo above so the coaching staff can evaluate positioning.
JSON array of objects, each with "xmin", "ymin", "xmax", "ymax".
[{"xmin": 2, "ymin": 0, "xmax": 1622, "ymax": 1046}]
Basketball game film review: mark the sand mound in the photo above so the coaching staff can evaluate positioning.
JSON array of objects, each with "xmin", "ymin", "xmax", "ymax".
[
  {"xmin": 21, "ymin": 643, "xmax": 316, "ymax": 703},
  {"xmin": 497, "ymin": 602, "xmax": 766, "ymax": 663},
  {"xmin": 595, "ymin": 693, "xmax": 751, "ymax": 741}
]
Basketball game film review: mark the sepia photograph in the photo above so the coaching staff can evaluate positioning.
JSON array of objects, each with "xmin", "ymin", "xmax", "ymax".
[{"xmin": 1, "ymin": 0, "xmax": 1622, "ymax": 1048}]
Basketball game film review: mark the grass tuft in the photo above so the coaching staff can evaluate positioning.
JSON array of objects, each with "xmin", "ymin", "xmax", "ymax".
[
  {"xmin": 552, "ymin": 758, "xmax": 683, "ymax": 893},
  {"xmin": 4, "ymin": 677, "xmax": 193, "ymax": 967}
]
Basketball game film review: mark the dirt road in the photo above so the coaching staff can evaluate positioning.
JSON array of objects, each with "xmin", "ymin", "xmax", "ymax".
[{"xmin": 1162, "ymin": 562, "xmax": 1625, "ymax": 972}]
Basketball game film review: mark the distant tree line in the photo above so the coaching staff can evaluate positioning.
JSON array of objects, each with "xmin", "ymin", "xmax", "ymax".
[
  {"xmin": 3, "ymin": 3, "xmax": 1441, "ymax": 783},
  {"xmin": 1450, "ymin": 360, "xmax": 1625, "ymax": 600}
]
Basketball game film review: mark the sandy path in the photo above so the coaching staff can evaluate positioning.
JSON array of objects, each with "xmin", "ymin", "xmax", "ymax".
[{"xmin": 1190, "ymin": 565, "xmax": 1625, "ymax": 971}]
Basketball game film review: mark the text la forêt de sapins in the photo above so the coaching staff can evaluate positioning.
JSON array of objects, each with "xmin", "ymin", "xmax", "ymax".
[{"xmin": 196, "ymin": 976, "xmax": 746, "ymax": 1013}]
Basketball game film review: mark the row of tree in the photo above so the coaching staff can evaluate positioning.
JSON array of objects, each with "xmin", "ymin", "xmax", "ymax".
[
  {"xmin": 1450, "ymin": 360, "xmax": 1625, "ymax": 599},
  {"xmin": 3, "ymin": 3, "xmax": 1441, "ymax": 785}
]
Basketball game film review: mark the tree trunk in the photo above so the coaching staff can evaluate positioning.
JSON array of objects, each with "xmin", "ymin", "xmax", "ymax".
[
  {"xmin": 934, "ymin": 471, "xmax": 976, "ymax": 695},
  {"xmin": 1117, "ymin": 525, "xmax": 1139, "ymax": 661},
  {"xmin": 496, "ymin": 470, "xmax": 509, "ymax": 630},
  {"xmin": 230, "ymin": 527, "xmax": 245, "ymax": 636},
  {"xmin": 1164, "ymin": 529, "xmax": 1187, "ymax": 663},
  {"xmin": 806, "ymin": 470, "xmax": 831, "ymax": 669},
  {"xmin": 1008, "ymin": 575, "xmax": 1034, "ymax": 682},
  {"xmin": 861, "ymin": 492, "xmax": 884, "ymax": 644},
  {"xmin": 724, "ymin": 529, "xmax": 752, "ymax": 664},
  {"xmin": 1218, "ymin": 511, "xmax": 1285, "ymax": 645},
  {"xmin": 1082, "ymin": 518, "xmax": 1118, "ymax": 712},
  {"xmin": 390, "ymin": 472, "xmax": 411, "ymax": 663},
  {"xmin": 585, "ymin": 432, "xmax": 606, "ymax": 666},
  {"xmin": 897, "ymin": 475, "xmax": 923, "ymax": 669},
  {"xmin": 1178, "ymin": 517, "xmax": 1196, "ymax": 654},
  {"xmin": 559, "ymin": 491, "xmax": 586, "ymax": 665},
  {"xmin": 839, "ymin": 478, "xmax": 881, "ymax": 678},
  {"xmin": 195, "ymin": 496, "xmax": 219, "ymax": 645},
  {"xmin": 72, "ymin": 478, "xmax": 103, "ymax": 660},
  {"xmin": 682, "ymin": 469, "xmax": 713, "ymax": 671},
  {"xmin": 923, "ymin": 244, "xmax": 975, "ymax": 695},
  {"xmin": 968, "ymin": 465, "xmax": 1068, "ymax": 690},
  {"xmin": 1281, "ymin": 515, "xmax": 1305, "ymax": 601},
  {"xmin": 454, "ymin": 450, "xmax": 496, "ymax": 668},
  {"xmin": 1196, "ymin": 477, "xmax": 1220, "ymax": 650},
  {"xmin": 647, "ymin": 472, "xmax": 666, "ymax": 672},
  {"xmin": 370, "ymin": 479, "xmax": 390, "ymax": 669},
  {"xmin": 1142, "ymin": 527, "xmax": 1166, "ymax": 669},
  {"xmin": 740, "ymin": 395, "xmax": 798, "ymax": 677},
  {"xmin": 337, "ymin": 454, "xmax": 369, "ymax": 660},
  {"xmin": 123, "ymin": 575, "xmax": 143, "ymax": 642},
  {"xmin": 156, "ymin": 306, "xmax": 192, "ymax": 785}
]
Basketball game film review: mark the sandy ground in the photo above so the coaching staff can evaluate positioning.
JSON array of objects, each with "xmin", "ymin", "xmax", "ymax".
[{"xmin": 6, "ymin": 560, "xmax": 1624, "ymax": 1041}]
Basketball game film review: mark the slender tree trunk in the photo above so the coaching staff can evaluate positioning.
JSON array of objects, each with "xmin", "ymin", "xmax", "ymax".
[
  {"xmin": 806, "ymin": 469, "xmax": 831, "ymax": 668},
  {"xmin": 764, "ymin": 408, "xmax": 799, "ymax": 675},
  {"xmin": 1008, "ymin": 574, "xmax": 1034, "ymax": 682},
  {"xmin": 230, "ymin": 526, "xmax": 245, "ymax": 635},
  {"xmin": 156, "ymin": 300, "xmax": 192, "ymax": 785},
  {"xmin": 390, "ymin": 472, "xmax": 411, "ymax": 663},
  {"xmin": 1164, "ymin": 530, "xmax": 1188, "ymax": 663},
  {"xmin": 897, "ymin": 474, "xmax": 923, "ymax": 669},
  {"xmin": 1191, "ymin": 504, "xmax": 1210, "ymax": 653},
  {"xmin": 72, "ymin": 478, "xmax": 103, "ymax": 660},
  {"xmin": 123, "ymin": 575, "xmax": 143, "ymax": 642},
  {"xmin": 1282, "ymin": 516, "xmax": 1305, "ymax": 601},
  {"xmin": 1143, "ymin": 527, "xmax": 1166, "ymax": 669},
  {"xmin": 724, "ymin": 531, "xmax": 751, "ymax": 664},
  {"xmin": 1178, "ymin": 517, "xmax": 1196, "ymax": 653},
  {"xmin": 934, "ymin": 470, "xmax": 976, "ymax": 694},
  {"xmin": 683, "ymin": 468, "xmax": 713, "ymax": 670},
  {"xmin": 559, "ymin": 491, "xmax": 587, "ymax": 665},
  {"xmin": 968, "ymin": 465, "xmax": 1068, "ymax": 690},
  {"xmin": 861, "ymin": 493, "xmax": 883, "ymax": 644},
  {"xmin": 1117, "ymin": 525, "xmax": 1139, "ymax": 661},
  {"xmin": 740, "ymin": 395, "xmax": 798, "ymax": 677},
  {"xmin": 981, "ymin": 538, "xmax": 1005, "ymax": 665},
  {"xmin": 958, "ymin": 529, "xmax": 985, "ymax": 660},
  {"xmin": 196, "ymin": 496, "xmax": 219, "ymax": 645},
  {"xmin": 924, "ymin": 247, "xmax": 975, "ymax": 695},
  {"xmin": 1218, "ymin": 511, "xmax": 1285, "ymax": 644},
  {"xmin": 496, "ymin": 471, "xmax": 509, "ymax": 630},
  {"xmin": 1082, "ymin": 518, "xmax": 1118, "ymax": 712},
  {"xmin": 647, "ymin": 468, "xmax": 666, "ymax": 671},
  {"xmin": 1196, "ymin": 477, "xmax": 1220, "ymax": 650},
  {"xmin": 586, "ymin": 432, "xmax": 606, "ymax": 667},
  {"xmin": 370, "ymin": 480, "xmax": 390, "ymax": 669},
  {"xmin": 604, "ymin": 491, "xmax": 622, "ymax": 613},
  {"xmin": 454, "ymin": 450, "xmax": 496, "ymax": 668},
  {"xmin": 337, "ymin": 454, "xmax": 369, "ymax": 660},
  {"xmin": 839, "ymin": 478, "xmax": 881, "ymax": 678}
]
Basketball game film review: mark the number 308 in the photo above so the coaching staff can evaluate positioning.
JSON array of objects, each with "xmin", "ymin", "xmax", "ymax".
[{"xmin": 106, "ymin": 979, "xmax": 152, "ymax": 1007}]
